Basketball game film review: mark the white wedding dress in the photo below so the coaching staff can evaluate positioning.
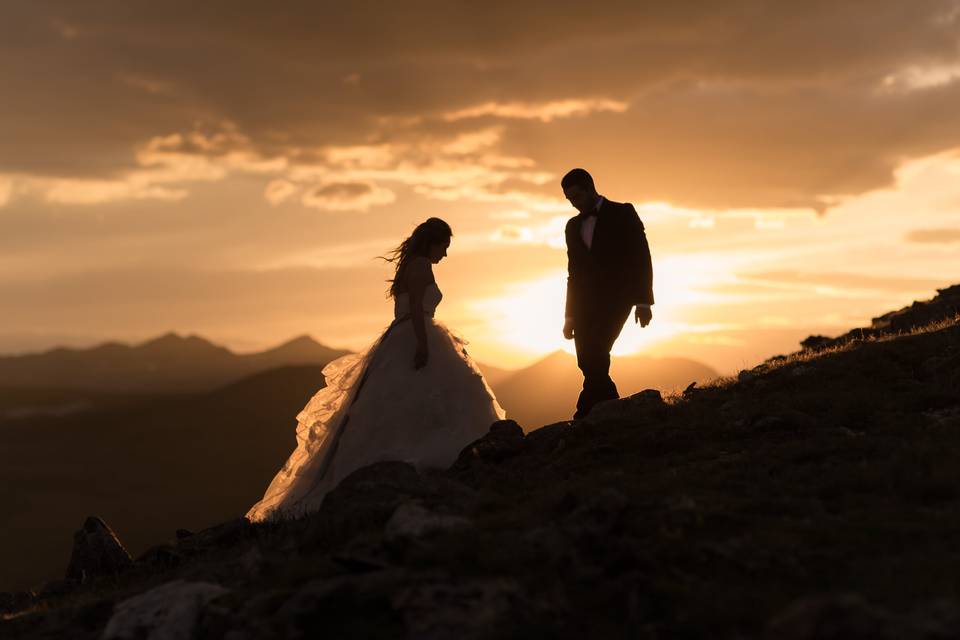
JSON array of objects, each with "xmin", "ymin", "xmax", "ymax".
[{"xmin": 247, "ymin": 282, "xmax": 506, "ymax": 521}]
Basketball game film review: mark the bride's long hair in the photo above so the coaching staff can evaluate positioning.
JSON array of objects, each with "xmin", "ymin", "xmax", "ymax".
[{"xmin": 380, "ymin": 217, "xmax": 453, "ymax": 298}]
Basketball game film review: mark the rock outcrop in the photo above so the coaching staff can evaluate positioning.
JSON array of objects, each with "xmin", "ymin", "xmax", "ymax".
[
  {"xmin": 64, "ymin": 516, "xmax": 133, "ymax": 584},
  {"xmin": 452, "ymin": 419, "xmax": 526, "ymax": 469},
  {"xmin": 800, "ymin": 284, "xmax": 960, "ymax": 353},
  {"xmin": 101, "ymin": 580, "xmax": 229, "ymax": 640}
]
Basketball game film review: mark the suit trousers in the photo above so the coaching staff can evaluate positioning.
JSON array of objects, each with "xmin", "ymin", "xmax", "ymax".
[{"xmin": 573, "ymin": 303, "xmax": 632, "ymax": 419}]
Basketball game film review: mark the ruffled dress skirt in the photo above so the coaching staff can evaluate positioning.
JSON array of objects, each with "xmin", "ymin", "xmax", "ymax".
[{"xmin": 246, "ymin": 317, "xmax": 505, "ymax": 521}]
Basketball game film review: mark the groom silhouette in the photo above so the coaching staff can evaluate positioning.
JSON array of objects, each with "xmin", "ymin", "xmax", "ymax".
[{"xmin": 561, "ymin": 168, "xmax": 654, "ymax": 419}]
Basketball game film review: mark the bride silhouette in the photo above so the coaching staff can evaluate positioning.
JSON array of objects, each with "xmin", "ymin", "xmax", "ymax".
[{"xmin": 247, "ymin": 218, "xmax": 505, "ymax": 521}]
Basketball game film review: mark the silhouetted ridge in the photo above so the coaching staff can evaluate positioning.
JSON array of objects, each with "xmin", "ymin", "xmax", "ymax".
[
  {"xmin": 800, "ymin": 283, "xmax": 960, "ymax": 353},
  {"xmin": 246, "ymin": 335, "xmax": 348, "ymax": 364},
  {"xmin": 270, "ymin": 334, "xmax": 324, "ymax": 350},
  {"xmin": 136, "ymin": 332, "xmax": 230, "ymax": 357}
]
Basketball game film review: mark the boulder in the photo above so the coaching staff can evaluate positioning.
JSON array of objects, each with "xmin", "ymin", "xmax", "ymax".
[
  {"xmin": 384, "ymin": 501, "xmax": 472, "ymax": 544},
  {"xmin": 64, "ymin": 516, "xmax": 133, "ymax": 583},
  {"xmin": 310, "ymin": 462, "xmax": 433, "ymax": 542},
  {"xmin": 583, "ymin": 389, "xmax": 664, "ymax": 425},
  {"xmin": 524, "ymin": 421, "xmax": 574, "ymax": 455},
  {"xmin": 452, "ymin": 420, "xmax": 525, "ymax": 469},
  {"xmin": 323, "ymin": 461, "xmax": 428, "ymax": 509},
  {"xmin": 101, "ymin": 579, "xmax": 229, "ymax": 640}
]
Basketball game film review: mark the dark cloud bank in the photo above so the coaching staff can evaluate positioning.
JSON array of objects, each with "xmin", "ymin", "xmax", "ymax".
[{"xmin": 2, "ymin": 0, "xmax": 959, "ymax": 209}]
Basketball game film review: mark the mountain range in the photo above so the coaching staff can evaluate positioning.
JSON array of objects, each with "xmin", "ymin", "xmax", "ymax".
[
  {"xmin": 0, "ymin": 332, "xmax": 350, "ymax": 393},
  {"xmin": 0, "ymin": 332, "xmax": 717, "ymax": 428}
]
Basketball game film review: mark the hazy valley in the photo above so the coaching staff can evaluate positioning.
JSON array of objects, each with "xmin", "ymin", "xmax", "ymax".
[{"xmin": 0, "ymin": 333, "xmax": 717, "ymax": 593}]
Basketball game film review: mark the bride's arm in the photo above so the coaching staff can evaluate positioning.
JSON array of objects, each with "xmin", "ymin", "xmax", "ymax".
[{"xmin": 406, "ymin": 257, "xmax": 431, "ymax": 369}]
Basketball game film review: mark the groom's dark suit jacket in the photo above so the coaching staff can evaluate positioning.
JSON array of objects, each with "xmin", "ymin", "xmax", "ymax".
[{"xmin": 564, "ymin": 197, "xmax": 654, "ymax": 321}]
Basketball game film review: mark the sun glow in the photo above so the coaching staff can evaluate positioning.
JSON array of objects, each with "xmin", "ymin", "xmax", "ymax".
[{"xmin": 468, "ymin": 253, "xmax": 740, "ymax": 362}]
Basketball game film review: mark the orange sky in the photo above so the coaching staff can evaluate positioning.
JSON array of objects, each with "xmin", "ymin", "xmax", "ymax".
[{"xmin": 1, "ymin": 2, "xmax": 960, "ymax": 372}]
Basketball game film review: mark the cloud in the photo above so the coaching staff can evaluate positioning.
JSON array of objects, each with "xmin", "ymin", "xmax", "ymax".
[
  {"xmin": 300, "ymin": 180, "xmax": 396, "ymax": 211},
  {"xmin": 44, "ymin": 179, "xmax": 189, "ymax": 205},
  {"xmin": 489, "ymin": 216, "xmax": 568, "ymax": 248},
  {"xmin": 491, "ymin": 224, "xmax": 533, "ymax": 243},
  {"xmin": 118, "ymin": 72, "xmax": 177, "ymax": 96},
  {"xmin": 2, "ymin": 122, "xmax": 290, "ymax": 206},
  {"xmin": 739, "ymin": 270, "xmax": 946, "ymax": 294},
  {"xmin": 905, "ymin": 228, "xmax": 960, "ymax": 243},
  {"xmin": 323, "ymin": 144, "xmax": 398, "ymax": 169},
  {"xmin": 444, "ymin": 99, "xmax": 628, "ymax": 122},
  {"xmin": 4, "ymin": 118, "xmax": 561, "ymax": 212},
  {"xmin": 881, "ymin": 63, "xmax": 960, "ymax": 92},
  {"xmin": 282, "ymin": 125, "xmax": 561, "ymax": 209},
  {"xmin": 440, "ymin": 127, "xmax": 503, "ymax": 155},
  {"xmin": 2, "ymin": 2, "xmax": 960, "ymax": 210},
  {"xmin": 264, "ymin": 179, "xmax": 298, "ymax": 205},
  {"xmin": 490, "ymin": 209, "xmax": 531, "ymax": 220},
  {"xmin": 136, "ymin": 125, "xmax": 288, "ymax": 174}
]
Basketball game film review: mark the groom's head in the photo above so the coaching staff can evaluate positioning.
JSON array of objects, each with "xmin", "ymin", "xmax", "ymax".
[{"xmin": 561, "ymin": 168, "xmax": 598, "ymax": 213}]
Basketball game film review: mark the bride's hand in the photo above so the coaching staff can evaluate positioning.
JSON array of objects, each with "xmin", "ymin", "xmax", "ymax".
[{"xmin": 414, "ymin": 345, "xmax": 429, "ymax": 370}]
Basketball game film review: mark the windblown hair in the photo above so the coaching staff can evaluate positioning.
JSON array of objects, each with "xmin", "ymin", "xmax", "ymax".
[
  {"xmin": 380, "ymin": 217, "xmax": 453, "ymax": 298},
  {"xmin": 561, "ymin": 167, "xmax": 595, "ymax": 192}
]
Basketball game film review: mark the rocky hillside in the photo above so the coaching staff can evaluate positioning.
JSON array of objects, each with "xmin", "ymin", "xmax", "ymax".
[{"xmin": 4, "ymin": 287, "xmax": 960, "ymax": 639}]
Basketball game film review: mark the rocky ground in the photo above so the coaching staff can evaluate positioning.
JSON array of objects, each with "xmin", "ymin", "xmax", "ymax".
[{"xmin": 3, "ymin": 287, "xmax": 960, "ymax": 639}]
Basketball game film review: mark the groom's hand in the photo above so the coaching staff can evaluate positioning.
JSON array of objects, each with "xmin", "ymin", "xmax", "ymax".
[
  {"xmin": 562, "ymin": 318, "xmax": 575, "ymax": 340},
  {"xmin": 635, "ymin": 305, "xmax": 652, "ymax": 328}
]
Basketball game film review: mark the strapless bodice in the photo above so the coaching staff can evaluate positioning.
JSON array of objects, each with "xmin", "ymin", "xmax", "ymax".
[{"xmin": 393, "ymin": 282, "xmax": 442, "ymax": 320}]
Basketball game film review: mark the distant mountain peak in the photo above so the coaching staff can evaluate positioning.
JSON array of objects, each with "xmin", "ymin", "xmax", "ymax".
[
  {"xmin": 275, "ymin": 334, "xmax": 324, "ymax": 349},
  {"xmin": 254, "ymin": 335, "xmax": 347, "ymax": 360},
  {"xmin": 136, "ymin": 332, "xmax": 227, "ymax": 355},
  {"xmin": 138, "ymin": 331, "xmax": 185, "ymax": 346}
]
